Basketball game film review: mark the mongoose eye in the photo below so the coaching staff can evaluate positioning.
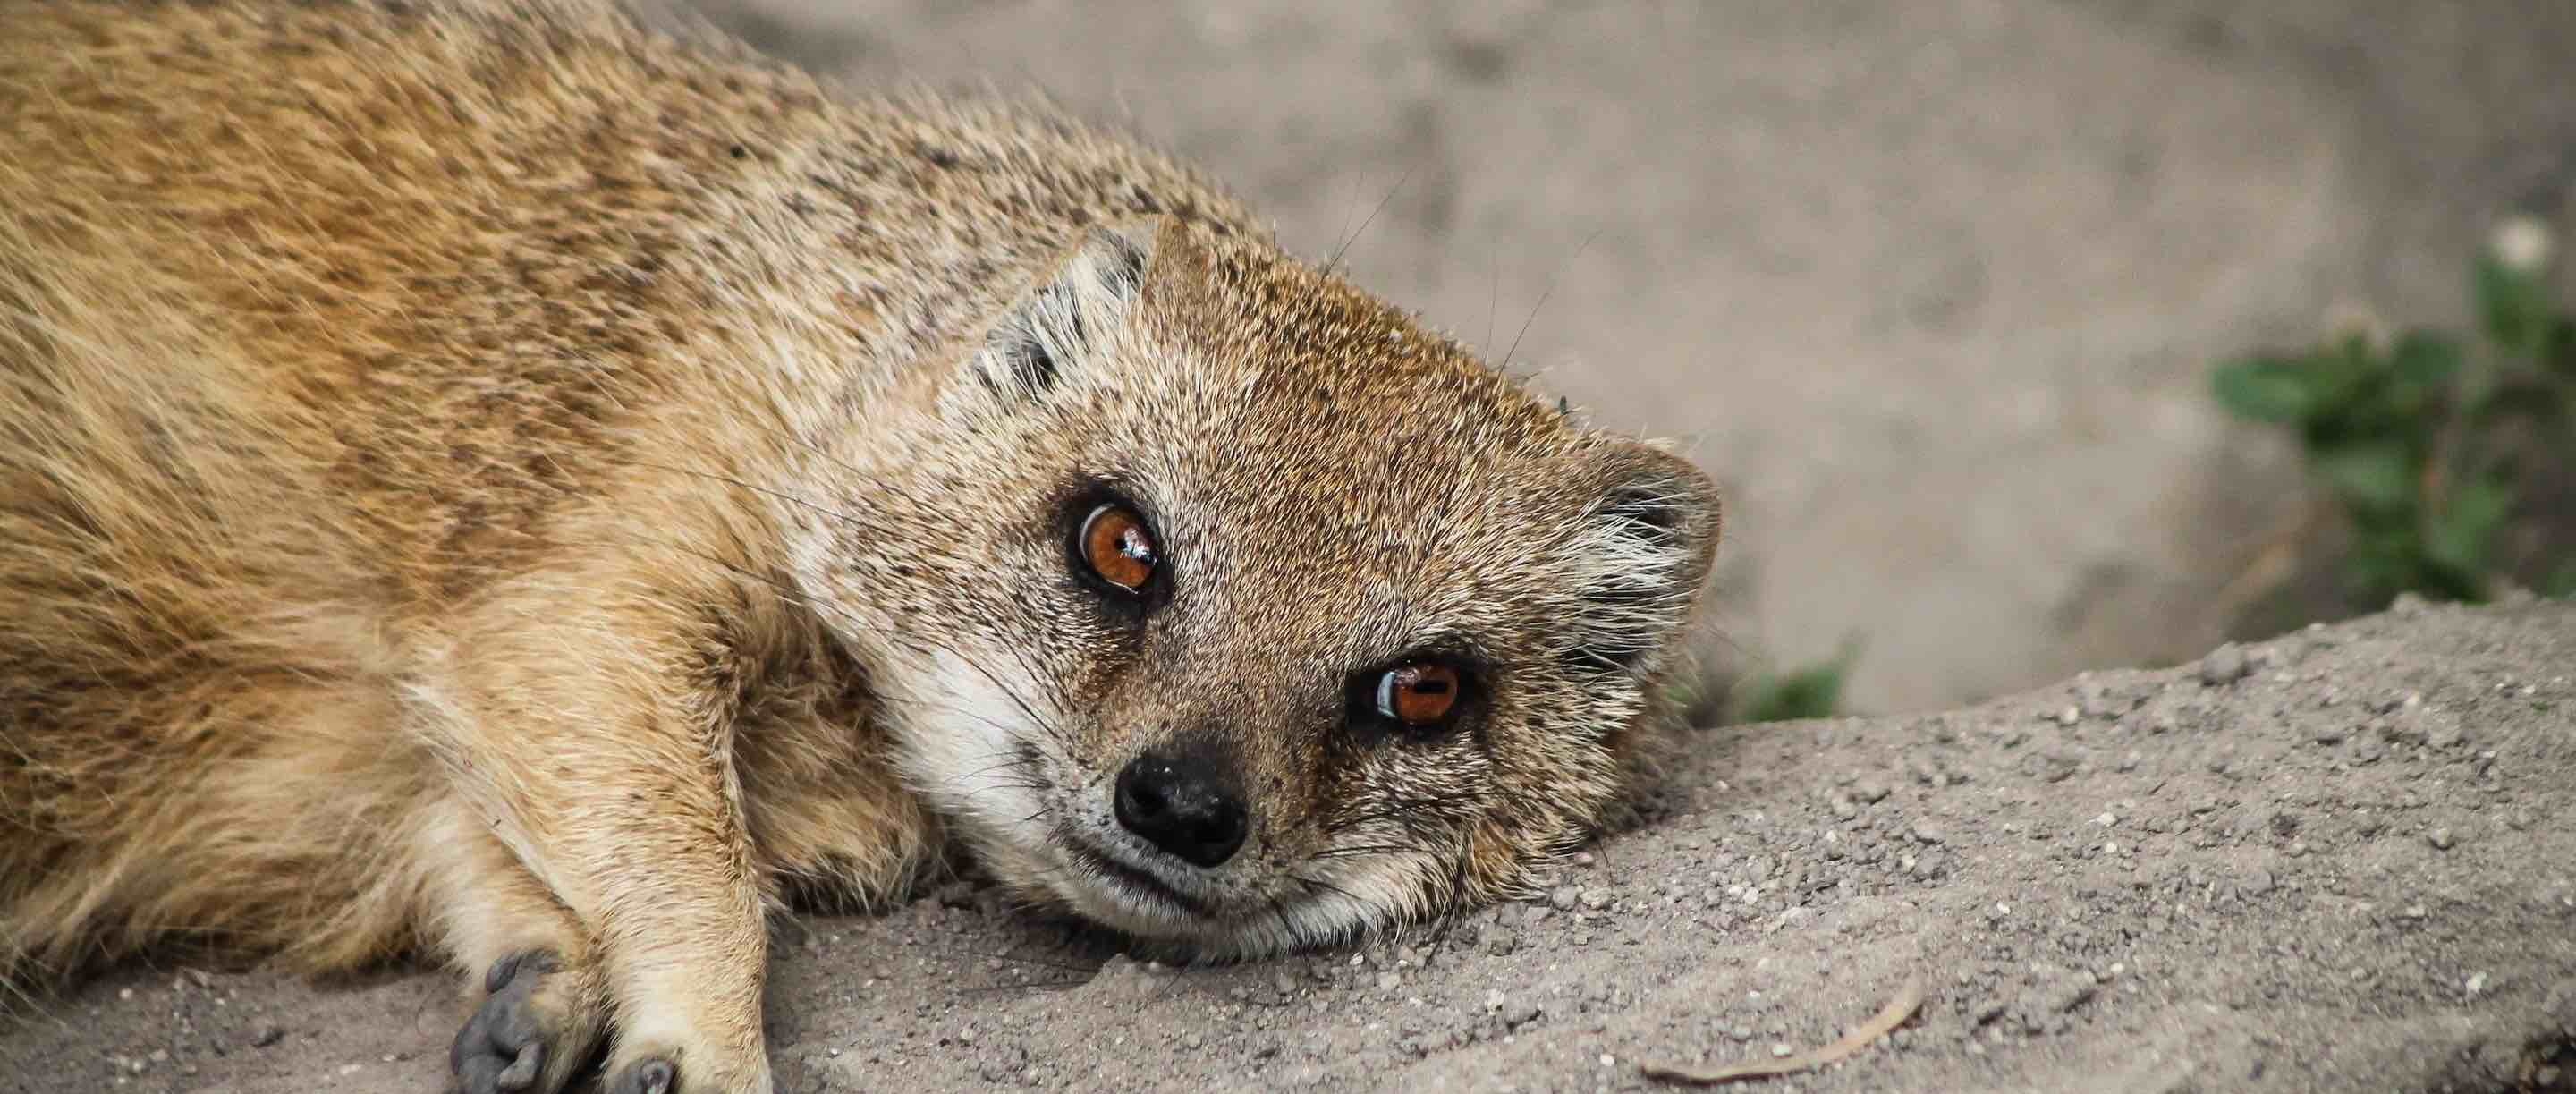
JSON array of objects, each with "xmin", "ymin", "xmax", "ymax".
[
  {"xmin": 1375, "ymin": 662, "xmax": 1462, "ymax": 727},
  {"xmin": 1077, "ymin": 503, "xmax": 1160, "ymax": 594}
]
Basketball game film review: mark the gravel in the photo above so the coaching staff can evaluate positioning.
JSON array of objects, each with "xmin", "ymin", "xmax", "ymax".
[{"xmin": 5, "ymin": 603, "xmax": 2573, "ymax": 1094}]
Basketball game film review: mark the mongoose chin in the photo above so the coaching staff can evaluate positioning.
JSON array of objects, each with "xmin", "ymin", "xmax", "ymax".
[{"xmin": 0, "ymin": 3, "xmax": 1722, "ymax": 1090}]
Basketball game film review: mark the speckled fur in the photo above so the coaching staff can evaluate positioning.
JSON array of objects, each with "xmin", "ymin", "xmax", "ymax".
[{"xmin": 0, "ymin": 2, "xmax": 1720, "ymax": 1090}]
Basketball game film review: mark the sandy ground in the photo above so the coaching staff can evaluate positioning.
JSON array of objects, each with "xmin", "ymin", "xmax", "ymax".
[{"xmin": 5, "ymin": 599, "xmax": 2571, "ymax": 1092}]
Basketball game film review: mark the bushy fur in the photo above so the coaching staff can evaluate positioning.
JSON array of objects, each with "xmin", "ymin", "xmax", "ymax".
[{"xmin": 0, "ymin": 2, "xmax": 1721, "ymax": 1090}]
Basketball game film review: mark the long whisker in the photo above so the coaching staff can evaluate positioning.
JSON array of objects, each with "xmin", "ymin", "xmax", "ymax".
[
  {"xmin": 1302, "ymin": 843, "xmax": 1420, "ymax": 862},
  {"xmin": 943, "ymin": 646, "xmax": 1078, "ymax": 753},
  {"xmin": 1289, "ymin": 873, "xmax": 1367, "ymax": 908},
  {"xmin": 961, "ymin": 629, "xmax": 1082, "ymax": 749},
  {"xmin": 1500, "ymin": 226, "xmax": 1603, "ymax": 372},
  {"xmin": 1265, "ymin": 892, "xmax": 1298, "ymax": 951},
  {"xmin": 1323, "ymin": 165, "xmax": 1413, "ymax": 276},
  {"xmin": 1321, "ymin": 793, "xmax": 1480, "ymax": 835}
]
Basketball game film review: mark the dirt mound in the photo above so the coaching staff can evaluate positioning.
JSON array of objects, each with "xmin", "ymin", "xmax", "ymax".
[{"xmin": 5, "ymin": 598, "xmax": 2571, "ymax": 1092}]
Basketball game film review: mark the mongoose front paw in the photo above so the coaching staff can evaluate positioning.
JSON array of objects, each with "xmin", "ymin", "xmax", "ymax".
[
  {"xmin": 450, "ymin": 950, "xmax": 589, "ymax": 1094},
  {"xmin": 610, "ymin": 1057, "xmax": 677, "ymax": 1094}
]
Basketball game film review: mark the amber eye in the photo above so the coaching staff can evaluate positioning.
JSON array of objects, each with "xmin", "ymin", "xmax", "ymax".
[
  {"xmin": 1375, "ymin": 663, "xmax": 1462, "ymax": 727},
  {"xmin": 1078, "ymin": 503, "xmax": 1159, "ymax": 593}
]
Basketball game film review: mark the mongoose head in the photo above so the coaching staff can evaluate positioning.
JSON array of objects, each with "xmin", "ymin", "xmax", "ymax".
[{"xmin": 808, "ymin": 216, "xmax": 1719, "ymax": 958}]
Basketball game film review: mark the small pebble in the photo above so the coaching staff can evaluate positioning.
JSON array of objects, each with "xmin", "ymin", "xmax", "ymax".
[
  {"xmin": 2197, "ymin": 645, "xmax": 2250, "ymax": 686},
  {"xmin": 1548, "ymin": 886, "xmax": 1580, "ymax": 912},
  {"xmin": 2428, "ymin": 827, "xmax": 2456, "ymax": 851}
]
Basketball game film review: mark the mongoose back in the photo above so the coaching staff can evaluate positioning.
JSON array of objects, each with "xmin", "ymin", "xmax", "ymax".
[{"xmin": 0, "ymin": 3, "xmax": 1723, "ymax": 1090}]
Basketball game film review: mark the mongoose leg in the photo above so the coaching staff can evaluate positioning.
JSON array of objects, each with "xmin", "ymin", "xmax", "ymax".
[
  {"xmin": 436, "ymin": 579, "xmax": 777, "ymax": 1094},
  {"xmin": 554, "ymin": 777, "xmax": 770, "ymax": 1094}
]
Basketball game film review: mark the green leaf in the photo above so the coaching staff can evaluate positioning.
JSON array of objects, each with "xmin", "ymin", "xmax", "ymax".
[
  {"xmin": 2310, "ymin": 440, "xmax": 2414, "ymax": 512},
  {"xmin": 1735, "ymin": 665, "xmax": 1847, "ymax": 724},
  {"xmin": 2213, "ymin": 355, "xmax": 2318, "ymax": 423},
  {"xmin": 2544, "ymin": 316, "xmax": 2576, "ymax": 378},
  {"xmin": 2425, "ymin": 475, "xmax": 2513, "ymax": 578},
  {"xmin": 1733, "ymin": 640, "xmax": 1862, "ymax": 725},
  {"xmin": 2475, "ymin": 255, "xmax": 2554, "ymax": 354},
  {"xmin": 2312, "ymin": 337, "xmax": 2384, "ymax": 413},
  {"xmin": 2472, "ymin": 377, "xmax": 2570, "ymax": 428},
  {"xmin": 2390, "ymin": 330, "xmax": 2464, "ymax": 386}
]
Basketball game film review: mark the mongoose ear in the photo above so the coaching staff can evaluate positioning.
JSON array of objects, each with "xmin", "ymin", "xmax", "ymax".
[
  {"xmin": 1553, "ymin": 443, "xmax": 1724, "ymax": 677},
  {"xmin": 966, "ymin": 216, "xmax": 1164, "ymax": 403}
]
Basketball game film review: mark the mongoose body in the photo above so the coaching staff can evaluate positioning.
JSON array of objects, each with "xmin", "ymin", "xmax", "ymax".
[{"xmin": 0, "ymin": 4, "xmax": 1721, "ymax": 1091}]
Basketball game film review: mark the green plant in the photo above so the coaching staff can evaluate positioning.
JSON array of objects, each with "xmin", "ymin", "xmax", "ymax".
[
  {"xmin": 1730, "ymin": 639, "xmax": 1861, "ymax": 725},
  {"xmin": 2213, "ymin": 219, "xmax": 2576, "ymax": 606}
]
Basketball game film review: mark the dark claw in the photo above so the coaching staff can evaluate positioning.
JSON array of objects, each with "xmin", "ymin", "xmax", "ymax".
[
  {"xmin": 451, "ymin": 949, "xmax": 558, "ymax": 1094},
  {"xmin": 613, "ymin": 1057, "xmax": 677, "ymax": 1094},
  {"xmin": 496, "ymin": 1041, "xmax": 543, "ymax": 1089}
]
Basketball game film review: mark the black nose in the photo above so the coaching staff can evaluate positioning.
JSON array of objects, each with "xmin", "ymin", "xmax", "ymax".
[{"xmin": 1113, "ymin": 753, "xmax": 1248, "ymax": 868}]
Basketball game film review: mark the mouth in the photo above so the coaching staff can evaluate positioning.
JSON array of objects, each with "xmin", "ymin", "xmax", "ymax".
[
  {"xmin": 1063, "ymin": 836, "xmax": 1216, "ymax": 917},
  {"xmin": 987, "ymin": 760, "xmax": 1420, "ymax": 957},
  {"xmin": 1016, "ymin": 809, "xmax": 1440, "ymax": 962}
]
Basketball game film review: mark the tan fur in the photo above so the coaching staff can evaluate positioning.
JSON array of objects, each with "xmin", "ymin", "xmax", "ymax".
[{"xmin": 0, "ymin": 3, "xmax": 1721, "ymax": 1090}]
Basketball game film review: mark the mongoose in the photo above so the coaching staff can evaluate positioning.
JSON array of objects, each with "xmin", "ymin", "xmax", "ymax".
[{"xmin": 0, "ymin": 3, "xmax": 1723, "ymax": 1091}]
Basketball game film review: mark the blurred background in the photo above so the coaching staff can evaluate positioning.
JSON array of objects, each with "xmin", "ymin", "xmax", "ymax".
[{"xmin": 680, "ymin": 0, "xmax": 2576, "ymax": 716}]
